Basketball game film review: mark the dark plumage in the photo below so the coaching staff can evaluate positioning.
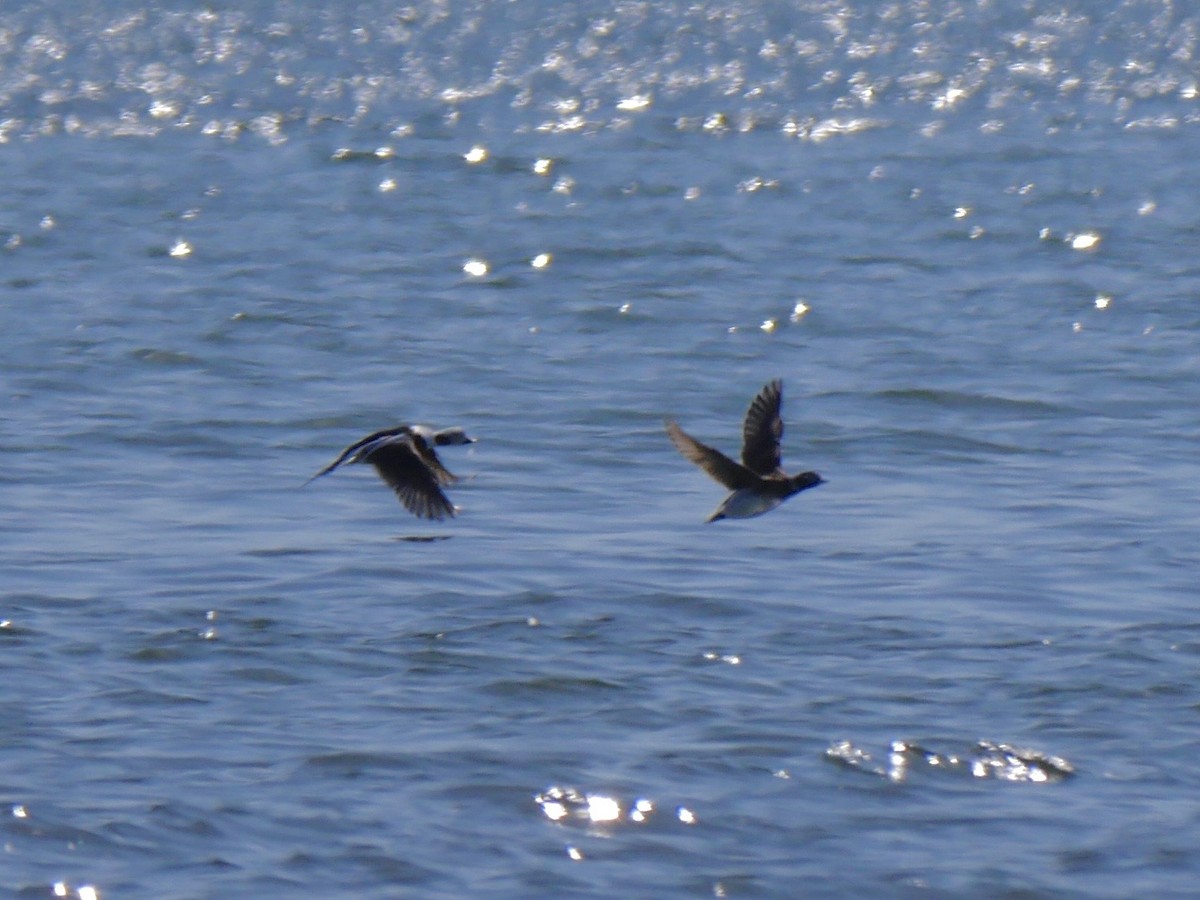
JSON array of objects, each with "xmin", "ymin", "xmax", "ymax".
[
  {"xmin": 665, "ymin": 379, "xmax": 824, "ymax": 522},
  {"xmin": 307, "ymin": 425, "xmax": 475, "ymax": 520}
]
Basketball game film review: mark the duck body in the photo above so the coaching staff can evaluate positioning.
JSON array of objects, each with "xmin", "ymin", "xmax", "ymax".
[
  {"xmin": 666, "ymin": 379, "xmax": 823, "ymax": 523},
  {"xmin": 308, "ymin": 424, "xmax": 476, "ymax": 520},
  {"xmin": 703, "ymin": 471, "xmax": 825, "ymax": 522}
]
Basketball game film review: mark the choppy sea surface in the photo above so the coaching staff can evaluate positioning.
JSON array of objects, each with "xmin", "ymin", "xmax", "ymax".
[{"xmin": 3, "ymin": 2, "xmax": 1200, "ymax": 897}]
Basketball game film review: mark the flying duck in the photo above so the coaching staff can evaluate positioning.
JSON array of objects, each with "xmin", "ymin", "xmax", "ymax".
[
  {"xmin": 307, "ymin": 425, "xmax": 476, "ymax": 520},
  {"xmin": 665, "ymin": 379, "xmax": 823, "ymax": 522}
]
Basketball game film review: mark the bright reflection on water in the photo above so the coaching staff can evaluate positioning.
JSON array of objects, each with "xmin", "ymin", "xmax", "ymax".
[
  {"xmin": 587, "ymin": 794, "xmax": 620, "ymax": 822},
  {"xmin": 462, "ymin": 258, "xmax": 489, "ymax": 278},
  {"xmin": 1068, "ymin": 230, "xmax": 1102, "ymax": 250},
  {"xmin": 536, "ymin": 786, "xmax": 693, "ymax": 829},
  {"xmin": 826, "ymin": 740, "xmax": 1075, "ymax": 784},
  {"xmin": 616, "ymin": 94, "xmax": 652, "ymax": 112},
  {"xmin": 53, "ymin": 883, "xmax": 100, "ymax": 900}
]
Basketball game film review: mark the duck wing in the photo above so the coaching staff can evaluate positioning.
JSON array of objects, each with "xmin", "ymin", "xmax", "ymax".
[
  {"xmin": 666, "ymin": 420, "xmax": 760, "ymax": 490},
  {"xmin": 741, "ymin": 379, "xmax": 784, "ymax": 476},
  {"xmin": 404, "ymin": 430, "xmax": 458, "ymax": 486},
  {"xmin": 304, "ymin": 427, "xmax": 408, "ymax": 485},
  {"xmin": 363, "ymin": 438, "xmax": 456, "ymax": 520}
]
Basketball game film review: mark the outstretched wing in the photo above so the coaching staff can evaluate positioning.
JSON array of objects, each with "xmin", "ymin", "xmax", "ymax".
[
  {"xmin": 741, "ymin": 379, "xmax": 784, "ymax": 476},
  {"xmin": 665, "ymin": 420, "xmax": 760, "ymax": 490},
  {"xmin": 365, "ymin": 439, "xmax": 456, "ymax": 520},
  {"xmin": 304, "ymin": 427, "xmax": 406, "ymax": 485}
]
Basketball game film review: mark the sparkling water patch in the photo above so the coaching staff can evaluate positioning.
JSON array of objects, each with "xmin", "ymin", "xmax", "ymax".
[
  {"xmin": 535, "ymin": 785, "xmax": 697, "ymax": 829},
  {"xmin": 826, "ymin": 739, "xmax": 1075, "ymax": 784}
]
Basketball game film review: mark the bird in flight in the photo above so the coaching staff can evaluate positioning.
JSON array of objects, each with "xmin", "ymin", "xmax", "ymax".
[
  {"xmin": 665, "ymin": 379, "xmax": 823, "ymax": 522},
  {"xmin": 307, "ymin": 425, "xmax": 475, "ymax": 520}
]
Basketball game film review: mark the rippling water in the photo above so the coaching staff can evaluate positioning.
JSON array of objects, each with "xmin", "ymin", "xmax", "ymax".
[{"xmin": 3, "ymin": 2, "xmax": 1200, "ymax": 897}]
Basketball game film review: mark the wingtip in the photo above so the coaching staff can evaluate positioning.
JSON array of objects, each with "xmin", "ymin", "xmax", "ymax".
[{"xmin": 301, "ymin": 469, "xmax": 329, "ymax": 488}]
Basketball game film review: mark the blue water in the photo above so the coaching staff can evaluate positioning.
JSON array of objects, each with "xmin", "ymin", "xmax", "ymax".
[{"xmin": 3, "ymin": 2, "xmax": 1200, "ymax": 897}]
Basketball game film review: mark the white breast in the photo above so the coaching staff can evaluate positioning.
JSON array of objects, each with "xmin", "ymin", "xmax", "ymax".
[{"xmin": 716, "ymin": 489, "xmax": 783, "ymax": 520}]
